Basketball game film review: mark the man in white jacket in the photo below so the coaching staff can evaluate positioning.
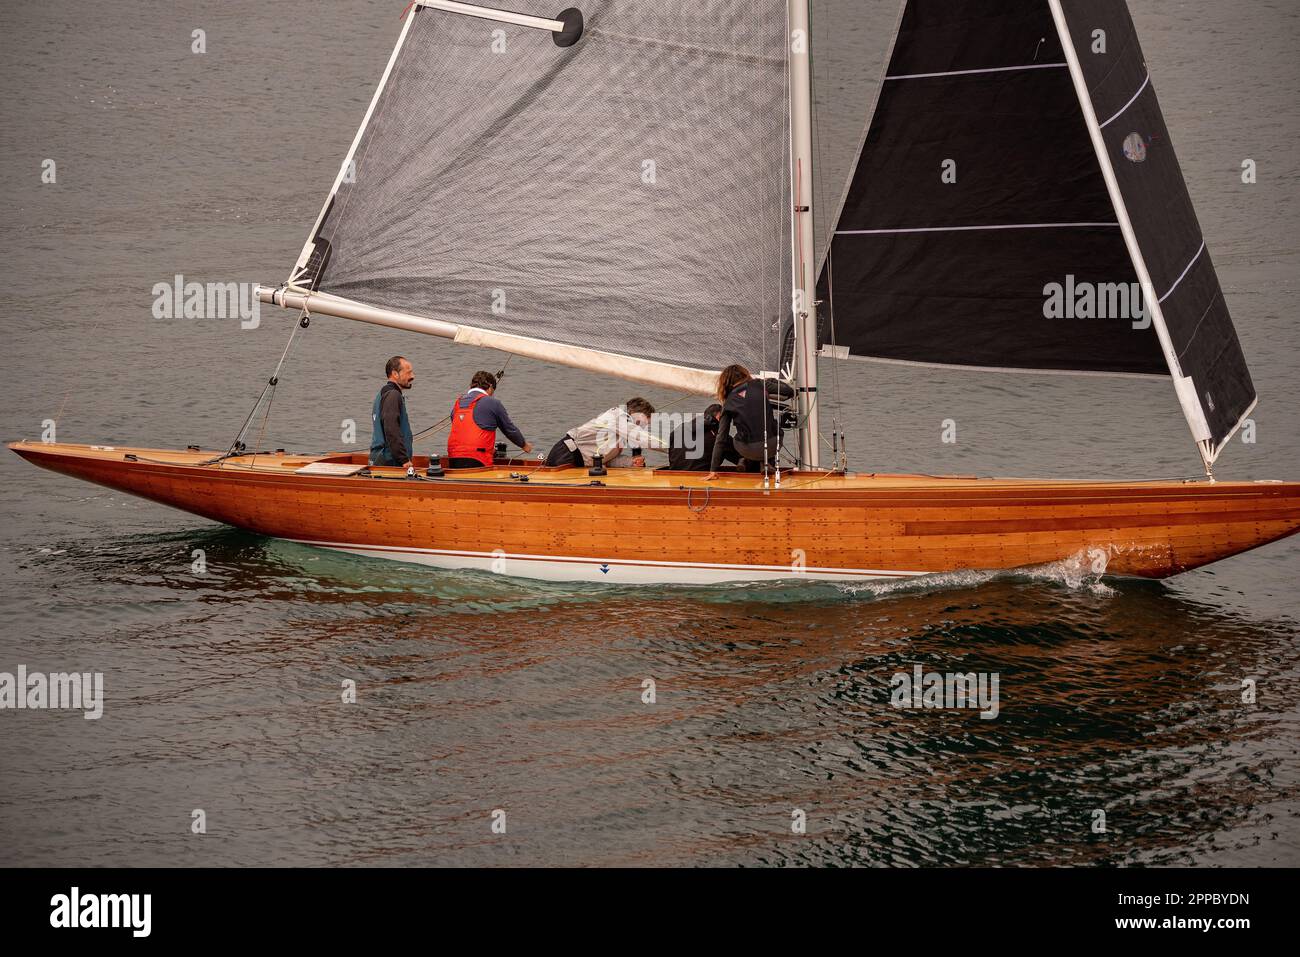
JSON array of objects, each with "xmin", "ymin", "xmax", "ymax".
[{"xmin": 545, "ymin": 397, "xmax": 667, "ymax": 468}]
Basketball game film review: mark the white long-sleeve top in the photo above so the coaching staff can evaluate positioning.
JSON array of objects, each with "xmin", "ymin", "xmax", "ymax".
[{"xmin": 566, "ymin": 406, "xmax": 668, "ymax": 467}]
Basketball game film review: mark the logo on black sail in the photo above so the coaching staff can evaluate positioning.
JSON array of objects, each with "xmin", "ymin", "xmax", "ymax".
[{"xmin": 1123, "ymin": 132, "xmax": 1148, "ymax": 163}]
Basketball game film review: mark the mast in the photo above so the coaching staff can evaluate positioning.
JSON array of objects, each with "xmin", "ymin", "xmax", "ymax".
[{"xmin": 788, "ymin": 0, "xmax": 821, "ymax": 469}]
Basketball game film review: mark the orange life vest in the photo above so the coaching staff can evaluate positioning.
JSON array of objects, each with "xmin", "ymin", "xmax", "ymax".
[{"xmin": 447, "ymin": 392, "xmax": 495, "ymax": 466}]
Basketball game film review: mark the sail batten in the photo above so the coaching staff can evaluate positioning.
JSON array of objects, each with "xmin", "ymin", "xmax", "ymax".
[
  {"xmin": 836, "ymin": 223, "xmax": 1120, "ymax": 236},
  {"xmin": 1097, "ymin": 73, "xmax": 1150, "ymax": 129},
  {"xmin": 884, "ymin": 62, "xmax": 1067, "ymax": 81}
]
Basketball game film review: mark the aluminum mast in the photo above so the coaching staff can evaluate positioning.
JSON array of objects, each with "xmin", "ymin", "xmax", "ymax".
[{"xmin": 788, "ymin": 0, "xmax": 821, "ymax": 469}]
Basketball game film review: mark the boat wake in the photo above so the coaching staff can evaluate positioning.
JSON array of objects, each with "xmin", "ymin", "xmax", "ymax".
[{"xmin": 836, "ymin": 551, "xmax": 1118, "ymax": 601}]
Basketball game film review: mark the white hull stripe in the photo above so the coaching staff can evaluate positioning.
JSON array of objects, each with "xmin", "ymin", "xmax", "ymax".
[
  {"xmin": 1099, "ymin": 73, "xmax": 1151, "ymax": 129},
  {"xmin": 885, "ymin": 63, "xmax": 1067, "ymax": 81},
  {"xmin": 1159, "ymin": 241, "xmax": 1206, "ymax": 303},
  {"xmin": 836, "ymin": 222, "xmax": 1119, "ymax": 236},
  {"xmin": 286, "ymin": 538, "xmax": 929, "ymax": 580}
]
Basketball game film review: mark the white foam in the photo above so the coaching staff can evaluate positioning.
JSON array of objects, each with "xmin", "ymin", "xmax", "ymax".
[{"xmin": 837, "ymin": 551, "xmax": 1117, "ymax": 599}]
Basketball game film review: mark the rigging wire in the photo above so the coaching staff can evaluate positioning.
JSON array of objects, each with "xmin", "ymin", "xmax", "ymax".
[
  {"xmin": 825, "ymin": 248, "xmax": 846, "ymax": 470},
  {"xmin": 51, "ymin": 303, "xmax": 117, "ymax": 432},
  {"xmin": 223, "ymin": 305, "xmax": 309, "ymax": 465}
]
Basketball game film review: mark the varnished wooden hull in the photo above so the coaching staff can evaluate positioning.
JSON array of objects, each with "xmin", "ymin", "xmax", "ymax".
[{"xmin": 9, "ymin": 441, "xmax": 1300, "ymax": 584}]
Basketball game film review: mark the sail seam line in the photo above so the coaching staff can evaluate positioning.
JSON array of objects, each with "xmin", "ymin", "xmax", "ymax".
[
  {"xmin": 884, "ymin": 62, "xmax": 1067, "ymax": 81},
  {"xmin": 1159, "ymin": 241, "xmax": 1207, "ymax": 303},
  {"xmin": 1174, "ymin": 289, "xmax": 1223, "ymax": 362},
  {"xmin": 1099, "ymin": 73, "xmax": 1151, "ymax": 129},
  {"xmin": 594, "ymin": 29, "xmax": 783, "ymax": 67},
  {"xmin": 836, "ymin": 223, "xmax": 1119, "ymax": 235}
]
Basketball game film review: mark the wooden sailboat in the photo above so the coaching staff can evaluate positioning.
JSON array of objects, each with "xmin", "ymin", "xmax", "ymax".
[
  {"xmin": 11, "ymin": 0, "xmax": 1300, "ymax": 585},
  {"xmin": 9, "ymin": 441, "xmax": 1300, "ymax": 584}
]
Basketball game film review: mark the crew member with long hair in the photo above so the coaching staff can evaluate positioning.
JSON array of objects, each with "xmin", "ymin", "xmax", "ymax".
[{"xmin": 704, "ymin": 363, "xmax": 794, "ymax": 479}]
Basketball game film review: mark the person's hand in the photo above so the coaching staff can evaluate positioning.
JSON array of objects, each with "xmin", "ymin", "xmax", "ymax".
[
  {"xmin": 522, "ymin": 441, "xmax": 534, "ymax": 454},
  {"xmin": 631, "ymin": 455, "xmax": 646, "ymax": 468},
  {"xmin": 704, "ymin": 472, "xmax": 719, "ymax": 481},
  {"xmin": 403, "ymin": 460, "xmax": 415, "ymax": 470}
]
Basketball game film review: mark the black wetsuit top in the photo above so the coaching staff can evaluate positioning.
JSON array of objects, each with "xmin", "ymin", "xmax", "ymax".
[
  {"xmin": 662, "ymin": 415, "xmax": 737, "ymax": 471},
  {"xmin": 710, "ymin": 378, "xmax": 794, "ymax": 471}
]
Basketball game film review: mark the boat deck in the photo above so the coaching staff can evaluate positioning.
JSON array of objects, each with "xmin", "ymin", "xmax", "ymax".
[
  {"xmin": 6, "ymin": 441, "xmax": 1229, "ymax": 492},
  {"xmin": 9, "ymin": 441, "xmax": 1300, "ymax": 581}
]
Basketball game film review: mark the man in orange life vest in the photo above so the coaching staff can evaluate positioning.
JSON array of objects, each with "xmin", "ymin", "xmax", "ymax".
[{"xmin": 447, "ymin": 370, "xmax": 533, "ymax": 468}]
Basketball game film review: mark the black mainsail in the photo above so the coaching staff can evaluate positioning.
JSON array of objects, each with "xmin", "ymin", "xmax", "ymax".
[{"xmin": 818, "ymin": 0, "xmax": 1255, "ymax": 469}]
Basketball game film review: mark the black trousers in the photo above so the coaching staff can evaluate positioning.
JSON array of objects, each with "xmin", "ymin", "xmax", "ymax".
[
  {"xmin": 733, "ymin": 438, "xmax": 774, "ymax": 473},
  {"xmin": 544, "ymin": 439, "xmax": 584, "ymax": 468},
  {"xmin": 447, "ymin": 457, "xmax": 488, "ymax": 469}
]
